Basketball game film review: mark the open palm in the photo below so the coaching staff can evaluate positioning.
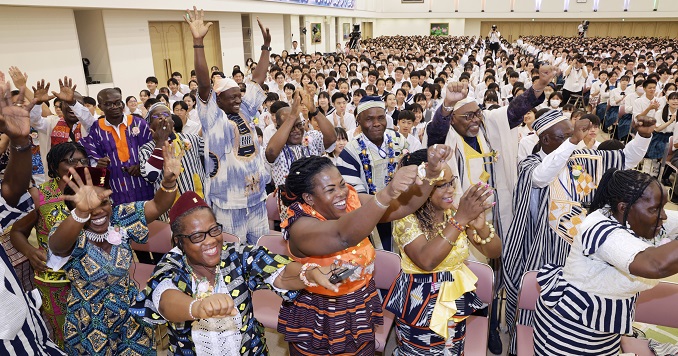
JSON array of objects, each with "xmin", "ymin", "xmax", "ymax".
[
  {"xmin": 185, "ymin": 6, "xmax": 213, "ymax": 40},
  {"xmin": 162, "ymin": 141, "xmax": 182, "ymax": 182},
  {"xmin": 0, "ymin": 81, "xmax": 33, "ymax": 140},
  {"xmin": 32, "ymin": 79, "xmax": 56, "ymax": 104},
  {"xmin": 51, "ymin": 76, "xmax": 76, "ymax": 104},
  {"xmin": 63, "ymin": 167, "xmax": 112, "ymax": 213}
]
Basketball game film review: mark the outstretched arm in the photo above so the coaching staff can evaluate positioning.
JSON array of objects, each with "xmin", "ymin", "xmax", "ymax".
[
  {"xmin": 186, "ymin": 7, "xmax": 213, "ymax": 101},
  {"xmin": 251, "ymin": 18, "xmax": 271, "ymax": 87}
]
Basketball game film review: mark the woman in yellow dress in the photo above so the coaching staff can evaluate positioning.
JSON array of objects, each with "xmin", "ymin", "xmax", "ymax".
[{"xmin": 383, "ymin": 149, "xmax": 502, "ymax": 355}]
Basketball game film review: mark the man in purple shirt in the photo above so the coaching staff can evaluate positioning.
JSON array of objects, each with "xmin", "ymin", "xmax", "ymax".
[{"xmin": 79, "ymin": 88, "xmax": 154, "ymax": 205}]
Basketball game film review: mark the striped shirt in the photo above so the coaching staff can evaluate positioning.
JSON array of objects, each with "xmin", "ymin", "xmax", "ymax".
[
  {"xmin": 79, "ymin": 115, "xmax": 155, "ymax": 205},
  {"xmin": 336, "ymin": 132, "xmax": 408, "ymax": 194},
  {"xmin": 0, "ymin": 186, "xmax": 64, "ymax": 355},
  {"xmin": 197, "ymin": 86, "xmax": 268, "ymax": 209},
  {"xmin": 139, "ymin": 133, "xmax": 206, "ymax": 199}
]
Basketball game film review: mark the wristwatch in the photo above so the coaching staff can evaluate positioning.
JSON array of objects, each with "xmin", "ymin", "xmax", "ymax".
[
  {"xmin": 261, "ymin": 45, "xmax": 272, "ymax": 51},
  {"xmin": 442, "ymin": 105, "xmax": 454, "ymax": 113}
]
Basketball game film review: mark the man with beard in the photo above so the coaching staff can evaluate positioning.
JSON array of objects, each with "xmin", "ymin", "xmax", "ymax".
[
  {"xmin": 336, "ymin": 96, "xmax": 408, "ymax": 252},
  {"xmin": 78, "ymin": 87, "xmax": 154, "ymax": 205},
  {"xmin": 425, "ymin": 64, "xmax": 556, "ymax": 355}
]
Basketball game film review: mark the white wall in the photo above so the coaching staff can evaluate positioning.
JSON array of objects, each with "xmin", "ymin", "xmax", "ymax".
[
  {"xmin": 289, "ymin": 15, "xmax": 301, "ymax": 52},
  {"xmin": 303, "ymin": 16, "xmax": 329, "ymax": 53},
  {"xmin": 251, "ymin": 13, "xmax": 285, "ymax": 61},
  {"xmin": 373, "ymin": 19, "xmax": 465, "ymax": 37},
  {"xmin": 100, "ymin": 9, "xmax": 244, "ymax": 101},
  {"xmin": 0, "ymin": 6, "xmax": 86, "ymax": 93},
  {"xmin": 74, "ymin": 10, "xmax": 113, "ymax": 83},
  {"xmin": 464, "ymin": 19, "xmax": 482, "ymax": 37}
]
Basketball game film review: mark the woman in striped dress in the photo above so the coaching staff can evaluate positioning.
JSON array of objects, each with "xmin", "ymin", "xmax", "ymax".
[
  {"xmin": 533, "ymin": 168, "xmax": 672, "ymax": 356},
  {"xmin": 278, "ymin": 145, "xmax": 452, "ymax": 355},
  {"xmin": 383, "ymin": 150, "xmax": 501, "ymax": 355}
]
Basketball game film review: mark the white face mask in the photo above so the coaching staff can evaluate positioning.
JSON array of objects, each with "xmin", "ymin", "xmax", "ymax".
[
  {"xmin": 636, "ymin": 87, "xmax": 645, "ymax": 95},
  {"xmin": 672, "ymin": 68, "xmax": 677, "ymax": 73},
  {"xmin": 563, "ymin": 112, "xmax": 572, "ymax": 119},
  {"xmin": 666, "ymin": 90, "xmax": 676, "ymax": 96},
  {"xmin": 550, "ymin": 99, "xmax": 561, "ymax": 107},
  {"xmin": 352, "ymin": 85, "xmax": 359, "ymax": 91}
]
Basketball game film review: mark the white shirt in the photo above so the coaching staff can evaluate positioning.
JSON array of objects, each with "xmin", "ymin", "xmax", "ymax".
[
  {"xmin": 402, "ymin": 132, "xmax": 422, "ymax": 151},
  {"xmin": 563, "ymin": 66, "xmax": 586, "ymax": 92},
  {"xmin": 532, "ymin": 134, "xmax": 651, "ymax": 188},
  {"xmin": 633, "ymin": 95, "xmax": 658, "ymax": 120},
  {"xmin": 329, "ymin": 111, "xmax": 357, "ymax": 132},
  {"xmin": 182, "ymin": 119, "xmax": 201, "ymax": 136}
]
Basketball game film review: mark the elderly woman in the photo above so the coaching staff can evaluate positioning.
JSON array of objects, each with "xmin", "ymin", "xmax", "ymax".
[
  {"xmin": 384, "ymin": 149, "xmax": 501, "ymax": 355},
  {"xmin": 139, "ymin": 102, "xmax": 206, "ymax": 209},
  {"xmin": 48, "ymin": 143, "xmax": 179, "ymax": 355},
  {"xmin": 132, "ymin": 191, "xmax": 338, "ymax": 355},
  {"xmin": 278, "ymin": 145, "xmax": 452, "ymax": 355},
  {"xmin": 533, "ymin": 169, "xmax": 675, "ymax": 355},
  {"xmin": 9, "ymin": 142, "xmax": 89, "ymax": 347}
]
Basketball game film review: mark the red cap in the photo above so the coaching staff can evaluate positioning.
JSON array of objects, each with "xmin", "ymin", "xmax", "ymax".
[
  {"xmin": 168, "ymin": 191, "xmax": 210, "ymax": 223},
  {"xmin": 70, "ymin": 167, "xmax": 110, "ymax": 188}
]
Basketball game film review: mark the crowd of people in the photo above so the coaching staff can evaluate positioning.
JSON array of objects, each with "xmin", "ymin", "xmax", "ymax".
[{"xmin": 1, "ymin": 6, "xmax": 678, "ymax": 356}]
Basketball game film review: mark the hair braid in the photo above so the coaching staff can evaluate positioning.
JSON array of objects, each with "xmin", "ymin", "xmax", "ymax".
[
  {"xmin": 279, "ymin": 156, "xmax": 336, "ymax": 206},
  {"xmin": 590, "ymin": 168, "xmax": 657, "ymax": 226},
  {"xmin": 46, "ymin": 142, "xmax": 88, "ymax": 179}
]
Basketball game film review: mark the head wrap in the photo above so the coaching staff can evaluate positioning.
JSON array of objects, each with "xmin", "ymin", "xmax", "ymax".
[
  {"xmin": 532, "ymin": 109, "xmax": 569, "ymax": 135},
  {"xmin": 213, "ymin": 77, "xmax": 239, "ymax": 95},
  {"xmin": 145, "ymin": 102, "xmax": 170, "ymax": 122},
  {"xmin": 168, "ymin": 191, "xmax": 210, "ymax": 223},
  {"xmin": 69, "ymin": 167, "xmax": 110, "ymax": 189},
  {"xmin": 356, "ymin": 96, "xmax": 385, "ymax": 116},
  {"xmin": 453, "ymin": 96, "xmax": 476, "ymax": 111}
]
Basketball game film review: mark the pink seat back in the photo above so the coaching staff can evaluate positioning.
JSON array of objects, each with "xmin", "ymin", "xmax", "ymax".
[
  {"xmin": 373, "ymin": 250, "xmax": 401, "ymax": 290},
  {"xmin": 222, "ymin": 232, "xmax": 240, "ymax": 244},
  {"xmin": 465, "ymin": 260, "xmax": 494, "ymax": 304},
  {"xmin": 266, "ymin": 193, "xmax": 280, "ymax": 221},
  {"xmin": 256, "ymin": 232, "xmax": 288, "ymax": 255},
  {"xmin": 130, "ymin": 220, "xmax": 173, "ymax": 253},
  {"xmin": 634, "ymin": 281, "xmax": 678, "ymax": 328},
  {"xmin": 518, "ymin": 271, "xmax": 540, "ymax": 312}
]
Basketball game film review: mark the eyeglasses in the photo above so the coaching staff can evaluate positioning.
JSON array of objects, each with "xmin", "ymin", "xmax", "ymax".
[
  {"xmin": 177, "ymin": 223, "xmax": 224, "ymax": 244},
  {"xmin": 150, "ymin": 112, "xmax": 172, "ymax": 121},
  {"xmin": 454, "ymin": 109, "xmax": 483, "ymax": 122},
  {"xmin": 102, "ymin": 101, "xmax": 124, "ymax": 109},
  {"xmin": 434, "ymin": 176, "xmax": 458, "ymax": 190},
  {"xmin": 61, "ymin": 158, "xmax": 89, "ymax": 166}
]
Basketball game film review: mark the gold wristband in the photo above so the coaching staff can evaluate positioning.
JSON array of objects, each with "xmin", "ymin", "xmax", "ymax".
[{"xmin": 160, "ymin": 182, "xmax": 178, "ymax": 193}]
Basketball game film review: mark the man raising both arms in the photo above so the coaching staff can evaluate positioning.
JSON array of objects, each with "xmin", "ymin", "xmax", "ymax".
[{"xmin": 189, "ymin": 7, "xmax": 272, "ymax": 244}]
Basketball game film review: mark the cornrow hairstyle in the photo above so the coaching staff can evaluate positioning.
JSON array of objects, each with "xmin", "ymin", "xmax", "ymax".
[
  {"xmin": 590, "ymin": 168, "xmax": 662, "ymax": 231},
  {"xmin": 46, "ymin": 142, "xmax": 88, "ymax": 179},
  {"xmin": 280, "ymin": 156, "xmax": 336, "ymax": 206},
  {"xmin": 399, "ymin": 149, "xmax": 439, "ymax": 237}
]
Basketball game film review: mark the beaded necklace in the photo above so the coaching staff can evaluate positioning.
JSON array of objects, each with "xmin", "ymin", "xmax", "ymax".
[
  {"xmin": 184, "ymin": 256, "xmax": 221, "ymax": 300},
  {"xmin": 357, "ymin": 134, "xmax": 396, "ymax": 194}
]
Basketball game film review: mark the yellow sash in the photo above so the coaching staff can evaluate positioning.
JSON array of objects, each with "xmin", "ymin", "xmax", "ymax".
[{"xmin": 429, "ymin": 263, "xmax": 478, "ymax": 339}]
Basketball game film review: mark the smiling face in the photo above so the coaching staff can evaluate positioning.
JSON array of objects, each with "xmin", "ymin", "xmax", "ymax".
[
  {"xmin": 451, "ymin": 102, "xmax": 482, "ymax": 138},
  {"xmin": 276, "ymin": 107, "xmax": 304, "ymax": 145},
  {"xmin": 97, "ymin": 89, "xmax": 124, "ymax": 125},
  {"xmin": 429, "ymin": 165, "xmax": 456, "ymax": 210},
  {"xmin": 148, "ymin": 105, "xmax": 174, "ymax": 134},
  {"xmin": 178, "ymin": 208, "xmax": 223, "ymax": 268},
  {"xmin": 217, "ymin": 87, "xmax": 242, "ymax": 114},
  {"xmin": 85, "ymin": 186, "xmax": 113, "ymax": 234},
  {"xmin": 302, "ymin": 166, "xmax": 349, "ymax": 220}
]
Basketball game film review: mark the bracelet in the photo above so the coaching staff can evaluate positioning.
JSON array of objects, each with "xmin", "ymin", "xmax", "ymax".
[
  {"xmin": 160, "ymin": 182, "xmax": 178, "ymax": 193},
  {"xmin": 71, "ymin": 210, "xmax": 91, "ymax": 224},
  {"xmin": 417, "ymin": 162, "xmax": 446, "ymax": 186},
  {"xmin": 188, "ymin": 299, "xmax": 199, "ymax": 320},
  {"xmin": 193, "ymin": 44, "xmax": 204, "ymax": 48},
  {"xmin": 449, "ymin": 217, "xmax": 466, "ymax": 233},
  {"xmin": 374, "ymin": 193, "xmax": 390, "ymax": 209},
  {"xmin": 472, "ymin": 221, "xmax": 496, "ymax": 245},
  {"xmin": 10, "ymin": 140, "xmax": 33, "ymax": 152},
  {"xmin": 439, "ymin": 233, "xmax": 456, "ymax": 246},
  {"xmin": 299, "ymin": 263, "xmax": 320, "ymax": 287}
]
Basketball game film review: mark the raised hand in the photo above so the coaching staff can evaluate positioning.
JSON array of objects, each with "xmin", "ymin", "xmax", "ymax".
[
  {"xmin": 162, "ymin": 141, "xmax": 182, "ymax": 183},
  {"xmin": 8, "ymin": 66, "xmax": 28, "ymax": 90},
  {"xmin": 443, "ymin": 82, "xmax": 469, "ymax": 107},
  {"xmin": 32, "ymin": 79, "xmax": 55, "ymax": 104},
  {"xmin": 533, "ymin": 65, "xmax": 557, "ymax": 91},
  {"xmin": 424, "ymin": 144, "xmax": 453, "ymax": 180},
  {"xmin": 51, "ymin": 76, "xmax": 77, "ymax": 105},
  {"xmin": 569, "ymin": 118, "xmax": 592, "ymax": 145},
  {"xmin": 62, "ymin": 167, "xmax": 113, "ymax": 214},
  {"xmin": 191, "ymin": 293, "xmax": 238, "ymax": 319},
  {"xmin": 454, "ymin": 183, "xmax": 494, "ymax": 226},
  {"xmin": 185, "ymin": 6, "xmax": 213, "ymax": 40},
  {"xmin": 634, "ymin": 115, "xmax": 657, "ymax": 138},
  {"xmin": 0, "ymin": 79, "xmax": 35, "ymax": 141},
  {"xmin": 256, "ymin": 17, "xmax": 271, "ymax": 46},
  {"xmin": 386, "ymin": 165, "xmax": 419, "ymax": 199}
]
